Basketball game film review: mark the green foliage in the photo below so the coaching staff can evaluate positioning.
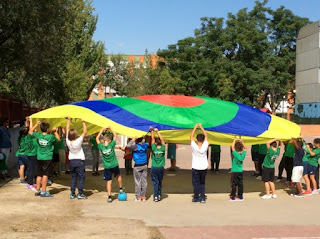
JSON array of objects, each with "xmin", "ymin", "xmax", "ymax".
[
  {"xmin": 157, "ymin": 0, "xmax": 310, "ymax": 111},
  {"xmin": 0, "ymin": 0, "xmax": 105, "ymax": 107}
]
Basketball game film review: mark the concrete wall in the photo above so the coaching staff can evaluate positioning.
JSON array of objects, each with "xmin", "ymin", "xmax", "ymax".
[
  {"xmin": 295, "ymin": 21, "xmax": 320, "ymax": 118},
  {"xmin": 296, "ymin": 21, "xmax": 320, "ymax": 104}
]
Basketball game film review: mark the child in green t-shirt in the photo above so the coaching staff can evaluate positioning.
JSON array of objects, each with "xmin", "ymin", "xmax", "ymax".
[
  {"xmin": 230, "ymin": 138, "xmax": 246, "ymax": 201},
  {"xmin": 96, "ymin": 127, "xmax": 123, "ymax": 203},
  {"xmin": 150, "ymin": 127, "xmax": 165, "ymax": 202},
  {"xmin": 89, "ymin": 133, "xmax": 100, "ymax": 176},
  {"xmin": 29, "ymin": 121, "xmax": 60, "ymax": 197},
  {"xmin": 16, "ymin": 126, "xmax": 30, "ymax": 183},
  {"xmin": 302, "ymin": 141, "xmax": 313, "ymax": 194},
  {"xmin": 306, "ymin": 138, "xmax": 320, "ymax": 194},
  {"xmin": 261, "ymin": 138, "xmax": 281, "ymax": 199}
]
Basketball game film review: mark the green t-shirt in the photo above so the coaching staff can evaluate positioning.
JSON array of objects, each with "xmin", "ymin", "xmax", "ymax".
[
  {"xmin": 98, "ymin": 141, "xmax": 118, "ymax": 169},
  {"xmin": 258, "ymin": 144, "xmax": 267, "ymax": 155},
  {"xmin": 231, "ymin": 150, "xmax": 246, "ymax": 172},
  {"xmin": 284, "ymin": 143, "xmax": 295, "ymax": 158},
  {"xmin": 302, "ymin": 142, "xmax": 309, "ymax": 163},
  {"xmin": 263, "ymin": 147, "xmax": 280, "ymax": 168},
  {"xmin": 57, "ymin": 137, "xmax": 65, "ymax": 150},
  {"xmin": 90, "ymin": 136, "xmax": 99, "ymax": 150},
  {"xmin": 308, "ymin": 148, "xmax": 320, "ymax": 167},
  {"xmin": 53, "ymin": 140, "xmax": 59, "ymax": 154},
  {"xmin": 16, "ymin": 136, "xmax": 29, "ymax": 156},
  {"xmin": 25, "ymin": 134, "xmax": 37, "ymax": 156},
  {"xmin": 151, "ymin": 143, "xmax": 165, "ymax": 167},
  {"xmin": 32, "ymin": 132, "xmax": 57, "ymax": 160},
  {"xmin": 211, "ymin": 144, "xmax": 221, "ymax": 153},
  {"xmin": 251, "ymin": 144, "xmax": 259, "ymax": 152}
]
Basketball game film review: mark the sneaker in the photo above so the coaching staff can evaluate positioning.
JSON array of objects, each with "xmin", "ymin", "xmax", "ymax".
[
  {"xmin": 200, "ymin": 199, "xmax": 206, "ymax": 203},
  {"xmin": 26, "ymin": 184, "xmax": 37, "ymax": 191},
  {"xmin": 215, "ymin": 171, "xmax": 219, "ymax": 175},
  {"xmin": 256, "ymin": 176, "xmax": 262, "ymax": 180},
  {"xmin": 141, "ymin": 197, "xmax": 146, "ymax": 202},
  {"xmin": 70, "ymin": 193, "xmax": 76, "ymax": 199},
  {"xmin": 272, "ymin": 194, "xmax": 277, "ymax": 199},
  {"xmin": 47, "ymin": 179, "xmax": 53, "ymax": 185},
  {"xmin": 229, "ymin": 197, "xmax": 235, "ymax": 201},
  {"xmin": 236, "ymin": 197, "xmax": 244, "ymax": 201},
  {"xmin": 275, "ymin": 178, "xmax": 282, "ymax": 183},
  {"xmin": 35, "ymin": 190, "xmax": 41, "ymax": 196},
  {"xmin": 158, "ymin": 195, "xmax": 161, "ymax": 201},
  {"xmin": 192, "ymin": 198, "xmax": 200, "ymax": 203},
  {"xmin": 304, "ymin": 190, "xmax": 312, "ymax": 195},
  {"xmin": 294, "ymin": 194, "xmax": 305, "ymax": 198},
  {"xmin": 40, "ymin": 191, "xmax": 53, "ymax": 197},
  {"xmin": 91, "ymin": 172, "xmax": 97, "ymax": 176},
  {"xmin": 20, "ymin": 179, "xmax": 27, "ymax": 184},
  {"xmin": 134, "ymin": 197, "xmax": 141, "ymax": 202},
  {"xmin": 154, "ymin": 197, "xmax": 159, "ymax": 202},
  {"xmin": 107, "ymin": 197, "xmax": 113, "ymax": 203},
  {"xmin": 77, "ymin": 194, "xmax": 87, "ymax": 199},
  {"xmin": 312, "ymin": 190, "xmax": 319, "ymax": 195},
  {"xmin": 65, "ymin": 170, "xmax": 70, "ymax": 174},
  {"xmin": 119, "ymin": 188, "xmax": 124, "ymax": 193},
  {"xmin": 261, "ymin": 194, "xmax": 272, "ymax": 199},
  {"xmin": 288, "ymin": 182, "xmax": 295, "ymax": 188}
]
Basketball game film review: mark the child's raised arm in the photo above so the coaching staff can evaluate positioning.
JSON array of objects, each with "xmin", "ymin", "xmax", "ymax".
[
  {"xmin": 190, "ymin": 123, "xmax": 198, "ymax": 142},
  {"xmin": 155, "ymin": 128, "xmax": 165, "ymax": 145},
  {"xmin": 307, "ymin": 144, "xmax": 316, "ymax": 156},
  {"xmin": 292, "ymin": 138, "xmax": 299, "ymax": 150},
  {"xmin": 240, "ymin": 139, "xmax": 247, "ymax": 151},
  {"xmin": 29, "ymin": 120, "xmax": 40, "ymax": 135},
  {"xmin": 266, "ymin": 138, "xmax": 281, "ymax": 149},
  {"xmin": 81, "ymin": 120, "xmax": 87, "ymax": 138},
  {"xmin": 150, "ymin": 127, "xmax": 155, "ymax": 144},
  {"xmin": 66, "ymin": 117, "xmax": 71, "ymax": 135},
  {"xmin": 198, "ymin": 123, "xmax": 208, "ymax": 142},
  {"xmin": 107, "ymin": 126, "xmax": 117, "ymax": 141},
  {"xmin": 52, "ymin": 128, "xmax": 60, "ymax": 142},
  {"xmin": 96, "ymin": 128, "xmax": 104, "ymax": 144},
  {"xmin": 231, "ymin": 138, "xmax": 237, "ymax": 151}
]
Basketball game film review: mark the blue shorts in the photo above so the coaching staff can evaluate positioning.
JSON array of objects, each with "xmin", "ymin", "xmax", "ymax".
[
  {"xmin": 103, "ymin": 166, "xmax": 120, "ymax": 181},
  {"xmin": 308, "ymin": 164, "xmax": 317, "ymax": 175},
  {"xmin": 302, "ymin": 161, "xmax": 309, "ymax": 175},
  {"xmin": 167, "ymin": 144, "xmax": 176, "ymax": 159},
  {"xmin": 17, "ymin": 155, "xmax": 29, "ymax": 168}
]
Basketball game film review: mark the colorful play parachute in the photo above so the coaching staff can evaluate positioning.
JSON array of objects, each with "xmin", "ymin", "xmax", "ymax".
[{"xmin": 30, "ymin": 95, "xmax": 300, "ymax": 145}]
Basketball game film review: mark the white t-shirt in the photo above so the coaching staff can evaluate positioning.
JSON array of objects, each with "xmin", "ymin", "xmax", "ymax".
[
  {"xmin": 191, "ymin": 140, "xmax": 209, "ymax": 170},
  {"xmin": 66, "ymin": 136, "xmax": 85, "ymax": 160}
]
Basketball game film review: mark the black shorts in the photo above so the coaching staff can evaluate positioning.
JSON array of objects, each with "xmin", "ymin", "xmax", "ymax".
[
  {"xmin": 262, "ymin": 167, "xmax": 275, "ymax": 182},
  {"xmin": 36, "ymin": 160, "xmax": 53, "ymax": 177},
  {"xmin": 103, "ymin": 166, "xmax": 120, "ymax": 181},
  {"xmin": 52, "ymin": 153, "xmax": 60, "ymax": 163},
  {"xmin": 251, "ymin": 151, "xmax": 259, "ymax": 162}
]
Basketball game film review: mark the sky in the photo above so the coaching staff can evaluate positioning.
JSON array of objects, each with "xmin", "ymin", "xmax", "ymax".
[{"xmin": 92, "ymin": 0, "xmax": 320, "ymax": 55}]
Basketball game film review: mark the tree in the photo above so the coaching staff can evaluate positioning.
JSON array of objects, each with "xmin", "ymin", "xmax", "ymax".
[
  {"xmin": 0, "ymin": 0, "xmax": 105, "ymax": 107},
  {"xmin": 157, "ymin": 0, "xmax": 310, "ymax": 110}
]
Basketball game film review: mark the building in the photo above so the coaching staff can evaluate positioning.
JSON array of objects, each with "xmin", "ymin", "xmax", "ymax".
[
  {"xmin": 88, "ymin": 54, "xmax": 158, "ymax": 100},
  {"xmin": 295, "ymin": 21, "xmax": 320, "ymax": 121}
]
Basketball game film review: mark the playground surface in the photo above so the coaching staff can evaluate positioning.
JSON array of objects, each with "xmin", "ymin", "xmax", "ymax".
[{"xmin": 1, "ymin": 137, "xmax": 320, "ymax": 239}]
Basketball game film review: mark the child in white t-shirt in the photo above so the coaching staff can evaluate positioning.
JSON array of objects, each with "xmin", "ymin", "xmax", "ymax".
[
  {"xmin": 66, "ymin": 117, "xmax": 87, "ymax": 200},
  {"xmin": 190, "ymin": 123, "xmax": 209, "ymax": 203}
]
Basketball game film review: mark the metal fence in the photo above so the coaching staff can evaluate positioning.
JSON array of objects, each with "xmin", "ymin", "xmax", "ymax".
[{"xmin": 0, "ymin": 95, "xmax": 42, "ymax": 125}]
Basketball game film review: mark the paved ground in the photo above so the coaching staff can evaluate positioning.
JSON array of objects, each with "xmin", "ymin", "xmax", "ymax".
[{"xmin": 1, "ymin": 136, "xmax": 320, "ymax": 238}]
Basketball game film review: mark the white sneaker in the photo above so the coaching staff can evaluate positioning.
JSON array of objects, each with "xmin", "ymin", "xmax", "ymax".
[
  {"xmin": 272, "ymin": 194, "xmax": 277, "ymax": 199},
  {"xmin": 261, "ymin": 194, "xmax": 272, "ymax": 199},
  {"xmin": 256, "ymin": 176, "xmax": 262, "ymax": 180},
  {"xmin": 312, "ymin": 190, "xmax": 319, "ymax": 195}
]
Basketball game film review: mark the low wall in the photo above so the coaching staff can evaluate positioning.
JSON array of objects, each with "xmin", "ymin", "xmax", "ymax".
[{"xmin": 299, "ymin": 124, "xmax": 320, "ymax": 137}]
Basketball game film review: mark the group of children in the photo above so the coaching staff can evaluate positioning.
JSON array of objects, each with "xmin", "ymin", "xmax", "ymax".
[{"xmin": 9, "ymin": 116, "xmax": 320, "ymax": 203}]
